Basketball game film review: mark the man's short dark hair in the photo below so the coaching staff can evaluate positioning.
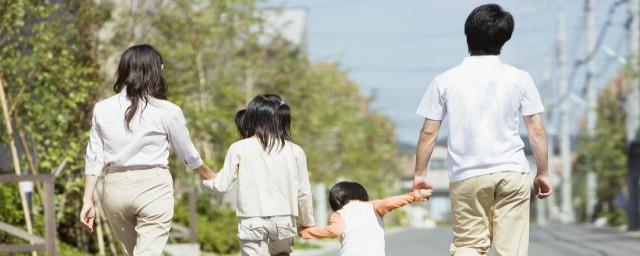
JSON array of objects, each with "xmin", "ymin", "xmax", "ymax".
[{"xmin": 464, "ymin": 4, "xmax": 514, "ymax": 55}]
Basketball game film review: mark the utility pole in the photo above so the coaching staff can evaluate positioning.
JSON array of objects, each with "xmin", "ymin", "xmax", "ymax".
[
  {"xmin": 537, "ymin": 59, "xmax": 553, "ymax": 225},
  {"xmin": 627, "ymin": 0, "xmax": 640, "ymax": 231},
  {"xmin": 543, "ymin": 55, "xmax": 560, "ymax": 223},
  {"xmin": 585, "ymin": 0, "xmax": 598, "ymax": 223},
  {"xmin": 557, "ymin": 0, "xmax": 575, "ymax": 223}
]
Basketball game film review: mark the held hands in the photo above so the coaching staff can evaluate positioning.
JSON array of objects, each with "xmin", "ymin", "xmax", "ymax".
[
  {"xmin": 418, "ymin": 188, "xmax": 433, "ymax": 201},
  {"xmin": 79, "ymin": 201, "xmax": 96, "ymax": 233},
  {"xmin": 201, "ymin": 178, "xmax": 216, "ymax": 192},
  {"xmin": 412, "ymin": 175, "xmax": 432, "ymax": 190},
  {"xmin": 297, "ymin": 226, "xmax": 311, "ymax": 237},
  {"xmin": 195, "ymin": 164, "xmax": 217, "ymax": 192},
  {"xmin": 413, "ymin": 175, "xmax": 433, "ymax": 202},
  {"xmin": 534, "ymin": 174, "xmax": 553, "ymax": 199}
]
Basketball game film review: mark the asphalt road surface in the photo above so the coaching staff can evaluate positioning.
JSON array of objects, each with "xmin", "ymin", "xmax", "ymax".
[{"xmin": 300, "ymin": 225, "xmax": 640, "ymax": 256}]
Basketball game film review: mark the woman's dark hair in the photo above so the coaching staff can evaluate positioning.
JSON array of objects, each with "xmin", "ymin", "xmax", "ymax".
[
  {"xmin": 245, "ymin": 94, "xmax": 291, "ymax": 152},
  {"xmin": 113, "ymin": 44, "xmax": 168, "ymax": 131},
  {"xmin": 235, "ymin": 109, "xmax": 249, "ymax": 139},
  {"xmin": 464, "ymin": 4, "xmax": 514, "ymax": 55},
  {"xmin": 328, "ymin": 181, "xmax": 369, "ymax": 211}
]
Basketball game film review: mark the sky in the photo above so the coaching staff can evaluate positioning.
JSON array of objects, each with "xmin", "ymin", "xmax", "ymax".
[{"xmin": 263, "ymin": 0, "xmax": 629, "ymax": 145}]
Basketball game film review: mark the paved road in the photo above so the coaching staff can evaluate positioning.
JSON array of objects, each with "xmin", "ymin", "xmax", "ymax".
[{"xmin": 299, "ymin": 225, "xmax": 640, "ymax": 256}]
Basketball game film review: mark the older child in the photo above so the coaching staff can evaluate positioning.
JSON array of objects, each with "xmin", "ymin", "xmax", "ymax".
[
  {"xmin": 202, "ymin": 94, "xmax": 314, "ymax": 256},
  {"xmin": 299, "ymin": 181, "xmax": 431, "ymax": 256},
  {"xmin": 234, "ymin": 109, "xmax": 249, "ymax": 139}
]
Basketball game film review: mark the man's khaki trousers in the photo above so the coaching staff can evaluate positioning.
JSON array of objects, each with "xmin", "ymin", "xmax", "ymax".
[
  {"xmin": 449, "ymin": 171, "xmax": 530, "ymax": 256},
  {"xmin": 102, "ymin": 168, "xmax": 174, "ymax": 256}
]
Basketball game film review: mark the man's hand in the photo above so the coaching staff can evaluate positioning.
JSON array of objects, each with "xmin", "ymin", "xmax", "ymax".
[
  {"xmin": 533, "ymin": 174, "xmax": 553, "ymax": 199},
  {"xmin": 413, "ymin": 175, "xmax": 433, "ymax": 192},
  {"xmin": 80, "ymin": 201, "xmax": 96, "ymax": 233}
]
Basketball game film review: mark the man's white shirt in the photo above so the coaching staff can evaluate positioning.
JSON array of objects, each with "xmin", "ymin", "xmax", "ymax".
[{"xmin": 417, "ymin": 55, "xmax": 544, "ymax": 182}]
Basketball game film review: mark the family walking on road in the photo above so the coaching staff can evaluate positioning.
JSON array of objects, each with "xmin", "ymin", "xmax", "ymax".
[{"xmin": 80, "ymin": 3, "xmax": 552, "ymax": 256}]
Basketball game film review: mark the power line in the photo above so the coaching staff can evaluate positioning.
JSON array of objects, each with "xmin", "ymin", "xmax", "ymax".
[
  {"xmin": 596, "ymin": 30, "xmax": 627, "ymax": 77},
  {"xmin": 349, "ymin": 66, "xmax": 449, "ymax": 73},
  {"xmin": 269, "ymin": 0, "xmax": 385, "ymax": 9},
  {"xmin": 547, "ymin": 0, "xmax": 627, "ymax": 109},
  {"xmin": 310, "ymin": 26, "xmax": 578, "ymax": 48}
]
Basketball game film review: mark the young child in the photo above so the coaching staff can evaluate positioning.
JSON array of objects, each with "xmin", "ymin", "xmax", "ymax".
[
  {"xmin": 299, "ymin": 181, "xmax": 431, "ymax": 256},
  {"xmin": 202, "ymin": 94, "xmax": 315, "ymax": 256}
]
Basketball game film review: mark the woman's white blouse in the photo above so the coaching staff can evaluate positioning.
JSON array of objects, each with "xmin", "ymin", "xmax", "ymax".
[{"xmin": 84, "ymin": 91, "xmax": 203, "ymax": 175}]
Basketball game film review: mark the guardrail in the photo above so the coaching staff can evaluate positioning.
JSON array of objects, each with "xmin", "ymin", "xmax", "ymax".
[{"xmin": 0, "ymin": 174, "xmax": 56, "ymax": 255}]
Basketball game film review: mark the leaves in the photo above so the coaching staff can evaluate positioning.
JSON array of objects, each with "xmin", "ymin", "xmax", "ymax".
[
  {"xmin": 576, "ymin": 86, "xmax": 627, "ymax": 224},
  {"xmin": 0, "ymin": 0, "xmax": 109, "ymax": 251},
  {"xmin": 0, "ymin": 0, "xmax": 400, "ymax": 254}
]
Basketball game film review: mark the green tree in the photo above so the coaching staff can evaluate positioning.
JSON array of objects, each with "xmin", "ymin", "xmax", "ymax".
[
  {"xmin": 576, "ymin": 87, "xmax": 627, "ymax": 226},
  {"xmin": 256, "ymin": 59, "xmax": 399, "ymax": 197},
  {"xmin": 143, "ymin": 0, "xmax": 263, "ymax": 184},
  {"xmin": 143, "ymin": 1, "xmax": 400, "ymax": 252},
  {"xmin": 1, "ymin": 0, "xmax": 401, "ymax": 254},
  {"xmin": 0, "ymin": 0, "xmax": 111, "ymax": 253}
]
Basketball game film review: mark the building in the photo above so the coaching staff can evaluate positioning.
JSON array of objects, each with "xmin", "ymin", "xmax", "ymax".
[{"xmin": 397, "ymin": 141, "xmax": 449, "ymax": 226}]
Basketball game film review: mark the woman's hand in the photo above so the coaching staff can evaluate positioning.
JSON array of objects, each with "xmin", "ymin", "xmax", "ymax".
[
  {"xmin": 80, "ymin": 201, "xmax": 96, "ymax": 233},
  {"xmin": 80, "ymin": 175, "xmax": 99, "ymax": 233},
  {"xmin": 194, "ymin": 164, "xmax": 216, "ymax": 180}
]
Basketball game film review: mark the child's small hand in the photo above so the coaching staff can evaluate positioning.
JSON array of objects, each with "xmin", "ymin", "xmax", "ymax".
[
  {"xmin": 297, "ymin": 226, "xmax": 310, "ymax": 237},
  {"xmin": 418, "ymin": 189, "xmax": 433, "ymax": 201},
  {"xmin": 201, "ymin": 178, "xmax": 215, "ymax": 192}
]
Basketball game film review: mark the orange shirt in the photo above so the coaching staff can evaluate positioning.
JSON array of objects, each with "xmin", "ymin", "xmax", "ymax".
[{"xmin": 300, "ymin": 191, "xmax": 425, "ymax": 239}]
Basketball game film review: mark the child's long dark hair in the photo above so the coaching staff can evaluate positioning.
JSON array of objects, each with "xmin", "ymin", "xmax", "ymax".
[
  {"xmin": 235, "ymin": 109, "xmax": 248, "ymax": 139},
  {"xmin": 329, "ymin": 181, "xmax": 370, "ymax": 211},
  {"xmin": 113, "ymin": 44, "xmax": 168, "ymax": 131},
  {"xmin": 245, "ymin": 94, "xmax": 291, "ymax": 152}
]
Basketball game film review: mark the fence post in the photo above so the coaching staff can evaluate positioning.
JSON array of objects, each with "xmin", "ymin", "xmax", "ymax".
[
  {"xmin": 44, "ymin": 174, "xmax": 56, "ymax": 256},
  {"xmin": 188, "ymin": 188, "xmax": 197, "ymax": 243}
]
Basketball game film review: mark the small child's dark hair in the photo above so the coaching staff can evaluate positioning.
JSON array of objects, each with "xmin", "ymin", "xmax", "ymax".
[
  {"xmin": 328, "ymin": 181, "xmax": 369, "ymax": 211},
  {"xmin": 235, "ymin": 109, "xmax": 248, "ymax": 139}
]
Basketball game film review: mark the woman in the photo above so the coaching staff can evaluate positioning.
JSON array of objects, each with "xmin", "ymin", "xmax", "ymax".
[{"xmin": 79, "ymin": 44, "xmax": 215, "ymax": 255}]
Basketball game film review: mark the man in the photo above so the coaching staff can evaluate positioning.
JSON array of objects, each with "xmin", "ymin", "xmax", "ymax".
[{"xmin": 412, "ymin": 4, "xmax": 553, "ymax": 256}]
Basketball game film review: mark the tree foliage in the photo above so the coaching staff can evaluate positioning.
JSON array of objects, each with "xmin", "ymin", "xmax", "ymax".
[
  {"xmin": 143, "ymin": 0, "xmax": 399, "ymax": 198},
  {"xmin": 0, "ymin": 0, "xmax": 400, "ymax": 254},
  {"xmin": 576, "ymin": 87, "xmax": 627, "ymax": 226},
  {"xmin": 0, "ymin": 0, "xmax": 111, "ymax": 252}
]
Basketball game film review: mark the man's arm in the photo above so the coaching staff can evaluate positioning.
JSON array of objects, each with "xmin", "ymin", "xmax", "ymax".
[
  {"xmin": 413, "ymin": 118, "xmax": 441, "ymax": 191},
  {"xmin": 524, "ymin": 113, "xmax": 552, "ymax": 199}
]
